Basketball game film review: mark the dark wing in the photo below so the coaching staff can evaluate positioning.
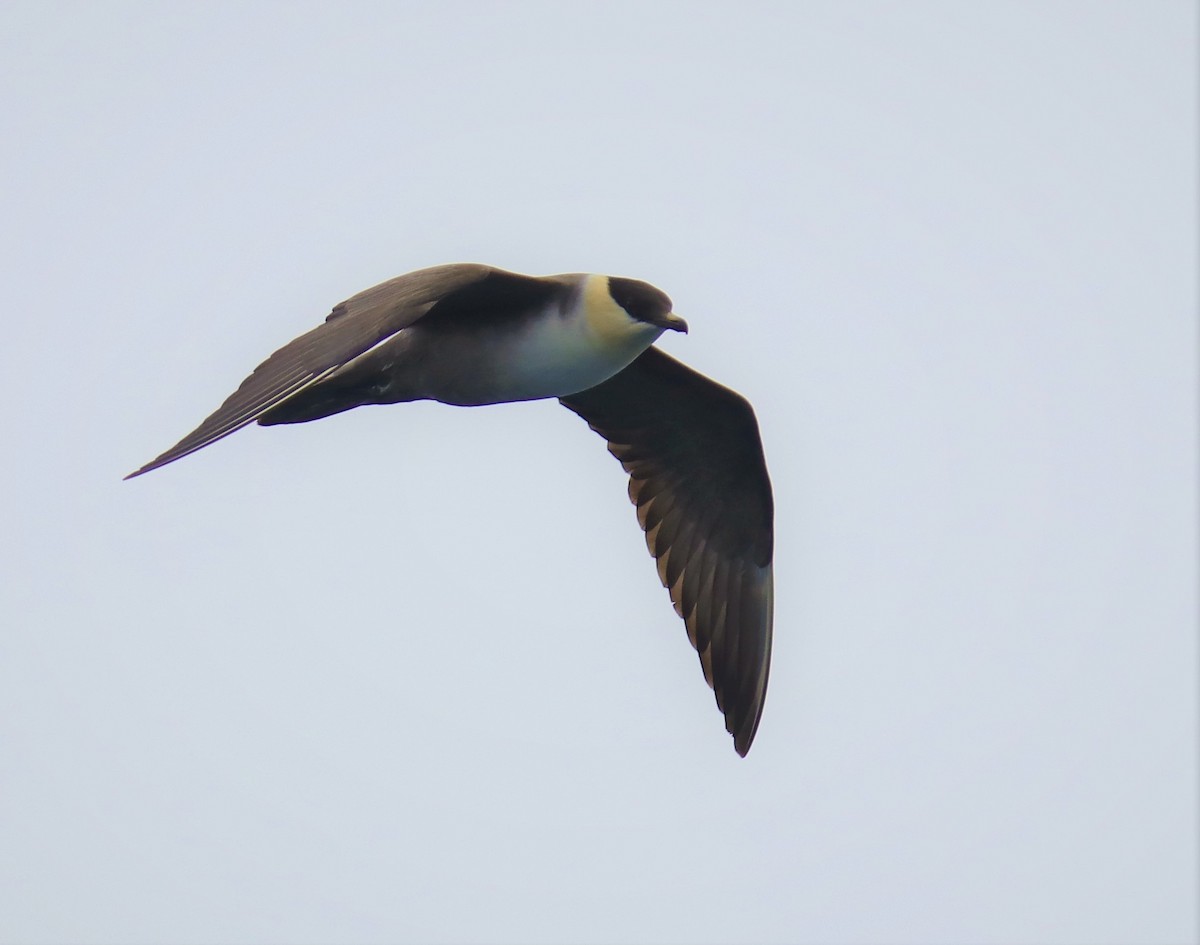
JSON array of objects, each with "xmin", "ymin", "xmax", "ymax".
[
  {"xmin": 125, "ymin": 264, "xmax": 496, "ymax": 478},
  {"xmin": 560, "ymin": 346, "xmax": 774, "ymax": 756}
]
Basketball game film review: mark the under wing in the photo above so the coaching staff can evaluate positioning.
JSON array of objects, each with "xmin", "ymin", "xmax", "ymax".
[{"xmin": 560, "ymin": 346, "xmax": 774, "ymax": 756}]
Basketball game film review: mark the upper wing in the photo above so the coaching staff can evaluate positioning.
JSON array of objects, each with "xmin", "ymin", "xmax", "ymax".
[
  {"xmin": 125, "ymin": 263, "xmax": 496, "ymax": 478},
  {"xmin": 560, "ymin": 346, "xmax": 774, "ymax": 756}
]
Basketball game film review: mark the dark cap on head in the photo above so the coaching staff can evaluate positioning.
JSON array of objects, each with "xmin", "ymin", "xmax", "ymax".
[{"xmin": 608, "ymin": 277, "xmax": 686, "ymax": 332}]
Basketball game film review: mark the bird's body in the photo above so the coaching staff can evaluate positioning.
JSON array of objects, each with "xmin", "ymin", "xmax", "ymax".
[
  {"xmin": 298, "ymin": 272, "xmax": 668, "ymax": 410},
  {"xmin": 128, "ymin": 264, "xmax": 774, "ymax": 756}
]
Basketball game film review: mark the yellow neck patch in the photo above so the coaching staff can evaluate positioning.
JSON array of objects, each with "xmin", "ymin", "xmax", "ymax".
[{"xmin": 583, "ymin": 274, "xmax": 642, "ymax": 346}]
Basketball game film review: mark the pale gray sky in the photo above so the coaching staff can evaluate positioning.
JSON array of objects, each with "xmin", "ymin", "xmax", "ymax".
[{"xmin": 1, "ymin": 3, "xmax": 1196, "ymax": 943}]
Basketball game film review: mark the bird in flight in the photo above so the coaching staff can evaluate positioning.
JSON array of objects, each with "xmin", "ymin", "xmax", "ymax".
[{"xmin": 127, "ymin": 264, "xmax": 774, "ymax": 755}]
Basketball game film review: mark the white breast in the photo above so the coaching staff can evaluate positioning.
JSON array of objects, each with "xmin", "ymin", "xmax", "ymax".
[{"xmin": 419, "ymin": 275, "xmax": 664, "ymax": 406}]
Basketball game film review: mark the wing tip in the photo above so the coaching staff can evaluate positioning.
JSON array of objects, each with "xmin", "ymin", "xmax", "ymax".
[
  {"xmin": 731, "ymin": 712, "xmax": 763, "ymax": 757},
  {"xmin": 124, "ymin": 459, "xmax": 164, "ymax": 480},
  {"xmin": 123, "ymin": 446, "xmax": 194, "ymax": 480}
]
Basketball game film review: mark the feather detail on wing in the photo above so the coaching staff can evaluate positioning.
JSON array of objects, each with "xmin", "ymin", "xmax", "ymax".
[{"xmin": 560, "ymin": 346, "xmax": 774, "ymax": 756}]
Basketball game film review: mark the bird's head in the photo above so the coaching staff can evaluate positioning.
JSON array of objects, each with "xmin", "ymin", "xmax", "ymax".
[
  {"xmin": 584, "ymin": 274, "xmax": 688, "ymax": 348},
  {"xmin": 608, "ymin": 276, "xmax": 688, "ymax": 335}
]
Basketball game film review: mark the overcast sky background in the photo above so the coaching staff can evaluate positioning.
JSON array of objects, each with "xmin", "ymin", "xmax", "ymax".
[{"xmin": 1, "ymin": 3, "xmax": 1196, "ymax": 944}]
